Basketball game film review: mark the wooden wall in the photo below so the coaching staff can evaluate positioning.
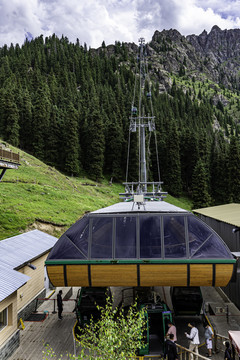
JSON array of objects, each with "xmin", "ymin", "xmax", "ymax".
[
  {"xmin": 17, "ymin": 253, "xmax": 48, "ymax": 312},
  {"xmin": 0, "ymin": 293, "xmax": 17, "ymax": 347}
]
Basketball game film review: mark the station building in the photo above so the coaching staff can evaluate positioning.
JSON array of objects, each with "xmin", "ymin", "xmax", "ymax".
[
  {"xmin": 0, "ymin": 230, "xmax": 57, "ymax": 360},
  {"xmin": 193, "ymin": 203, "xmax": 240, "ymax": 309}
]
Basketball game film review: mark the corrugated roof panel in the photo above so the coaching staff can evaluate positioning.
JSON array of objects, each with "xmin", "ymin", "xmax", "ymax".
[
  {"xmin": 0, "ymin": 230, "xmax": 58, "ymax": 269},
  {"xmin": 0, "ymin": 230, "xmax": 58, "ymax": 302},
  {"xmin": 193, "ymin": 203, "xmax": 240, "ymax": 227},
  {"xmin": 0, "ymin": 264, "xmax": 30, "ymax": 302}
]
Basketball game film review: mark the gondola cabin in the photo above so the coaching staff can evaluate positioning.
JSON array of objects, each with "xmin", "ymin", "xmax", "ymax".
[{"xmin": 46, "ymin": 201, "xmax": 235, "ymax": 288}]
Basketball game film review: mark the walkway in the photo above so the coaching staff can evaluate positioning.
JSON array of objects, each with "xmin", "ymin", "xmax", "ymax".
[
  {"xmin": 8, "ymin": 286, "xmax": 240, "ymax": 360},
  {"xmin": 9, "ymin": 288, "xmax": 79, "ymax": 360}
]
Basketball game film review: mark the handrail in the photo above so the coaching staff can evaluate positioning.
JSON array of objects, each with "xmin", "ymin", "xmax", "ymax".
[
  {"xmin": 176, "ymin": 343, "xmax": 210, "ymax": 360},
  {"xmin": 214, "ymin": 333, "xmax": 228, "ymax": 354}
]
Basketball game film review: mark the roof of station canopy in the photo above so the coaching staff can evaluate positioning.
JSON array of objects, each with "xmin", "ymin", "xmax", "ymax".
[
  {"xmin": 91, "ymin": 201, "xmax": 188, "ymax": 214},
  {"xmin": 47, "ymin": 202, "xmax": 233, "ymax": 262}
]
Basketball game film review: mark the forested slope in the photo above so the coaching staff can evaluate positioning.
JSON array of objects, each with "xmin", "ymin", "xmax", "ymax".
[{"xmin": 0, "ymin": 31, "xmax": 240, "ymax": 209}]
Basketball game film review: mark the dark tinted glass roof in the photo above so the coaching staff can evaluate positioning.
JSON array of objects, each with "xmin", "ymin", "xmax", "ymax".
[{"xmin": 47, "ymin": 203, "xmax": 233, "ymax": 261}]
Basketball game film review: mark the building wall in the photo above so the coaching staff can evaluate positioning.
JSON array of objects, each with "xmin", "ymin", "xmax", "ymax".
[
  {"xmin": 0, "ymin": 293, "xmax": 17, "ymax": 347},
  {"xmin": 17, "ymin": 288, "xmax": 46, "ymax": 322},
  {"xmin": 17, "ymin": 253, "xmax": 48, "ymax": 312},
  {"xmin": 197, "ymin": 215, "xmax": 240, "ymax": 309},
  {"xmin": 0, "ymin": 249, "xmax": 53, "ymax": 359},
  {"xmin": 0, "ymin": 330, "xmax": 20, "ymax": 360}
]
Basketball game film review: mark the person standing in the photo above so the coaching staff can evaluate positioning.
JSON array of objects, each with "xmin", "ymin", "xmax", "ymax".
[
  {"xmin": 166, "ymin": 321, "xmax": 177, "ymax": 342},
  {"xmin": 204, "ymin": 323, "xmax": 214, "ymax": 357},
  {"xmin": 164, "ymin": 333, "xmax": 178, "ymax": 360},
  {"xmin": 224, "ymin": 341, "xmax": 232, "ymax": 360},
  {"xmin": 57, "ymin": 290, "xmax": 63, "ymax": 320},
  {"xmin": 185, "ymin": 321, "xmax": 200, "ymax": 360}
]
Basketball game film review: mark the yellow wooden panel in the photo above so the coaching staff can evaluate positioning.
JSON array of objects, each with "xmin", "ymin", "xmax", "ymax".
[
  {"xmin": 0, "ymin": 293, "xmax": 18, "ymax": 347},
  {"xmin": 215, "ymin": 264, "xmax": 234, "ymax": 287},
  {"xmin": 47, "ymin": 265, "xmax": 65, "ymax": 287},
  {"xmin": 18, "ymin": 254, "xmax": 47, "ymax": 311},
  {"xmin": 91, "ymin": 265, "xmax": 138, "ymax": 286},
  {"xmin": 140, "ymin": 265, "xmax": 188, "ymax": 286},
  {"xmin": 66, "ymin": 265, "xmax": 89, "ymax": 286},
  {"xmin": 190, "ymin": 264, "xmax": 212, "ymax": 286}
]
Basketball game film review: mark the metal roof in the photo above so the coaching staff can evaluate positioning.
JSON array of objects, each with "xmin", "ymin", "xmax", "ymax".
[
  {"xmin": 91, "ymin": 201, "xmax": 188, "ymax": 214},
  {"xmin": 0, "ymin": 230, "xmax": 58, "ymax": 302},
  {"xmin": 193, "ymin": 203, "xmax": 240, "ymax": 227},
  {"xmin": 0, "ymin": 264, "xmax": 29, "ymax": 302},
  {"xmin": 0, "ymin": 229, "xmax": 58, "ymax": 269}
]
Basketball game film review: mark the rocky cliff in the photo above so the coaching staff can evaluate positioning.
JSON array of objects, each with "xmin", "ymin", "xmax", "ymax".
[{"xmin": 150, "ymin": 25, "xmax": 240, "ymax": 89}]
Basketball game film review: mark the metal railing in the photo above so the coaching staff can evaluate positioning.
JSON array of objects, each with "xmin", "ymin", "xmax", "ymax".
[
  {"xmin": 214, "ymin": 333, "xmax": 228, "ymax": 355},
  {"xmin": 0, "ymin": 148, "xmax": 20, "ymax": 163},
  {"xmin": 176, "ymin": 343, "xmax": 210, "ymax": 360},
  {"xmin": 35, "ymin": 297, "xmax": 76, "ymax": 314}
]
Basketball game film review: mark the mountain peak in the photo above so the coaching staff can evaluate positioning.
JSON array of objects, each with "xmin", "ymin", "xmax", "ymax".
[{"xmin": 210, "ymin": 25, "xmax": 222, "ymax": 33}]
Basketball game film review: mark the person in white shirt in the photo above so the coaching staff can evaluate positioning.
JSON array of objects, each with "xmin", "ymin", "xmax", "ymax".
[{"xmin": 185, "ymin": 321, "xmax": 200, "ymax": 360}]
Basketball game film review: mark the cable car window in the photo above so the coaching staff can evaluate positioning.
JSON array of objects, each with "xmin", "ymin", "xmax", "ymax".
[
  {"xmin": 164, "ymin": 216, "xmax": 186, "ymax": 258},
  {"xmin": 188, "ymin": 216, "xmax": 231, "ymax": 258},
  {"xmin": 140, "ymin": 216, "xmax": 161, "ymax": 258},
  {"xmin": 67, "ymin": 216, "xmax": 89, "ymax": 258},
  {"xmin": 91, "ymin": 217, "xmax": 112, "ymax": 259},
  {"xmin": 115, "ymin": 217, "xmax": 136, "ymax": 258}
]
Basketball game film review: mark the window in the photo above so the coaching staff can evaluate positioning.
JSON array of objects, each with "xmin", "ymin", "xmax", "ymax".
[
  {"xmin": 188, "ymin": 215, "xmax": 231, "ymax": 259},
  {"xmin": 115, "ymin": 217, "xmax": 136, "ymax": 258},
  {"xmin": 0, "ymin": 308, "xmax": 7, "ymax": 331},
  {"xmin": 164, "ymin": 216, "xmax": 186, "ymax": 258},
  {"xmin": 140, "ymin": 216, "xmax": 161, "ymax": 258},
  {"xmin": 91, "ymin": 217, "xmax": 113, "ymax": 258}
]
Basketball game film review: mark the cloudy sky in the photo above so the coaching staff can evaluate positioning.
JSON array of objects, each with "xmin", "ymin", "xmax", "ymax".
[{"xmin": 1, "ymin": 0, "xmax": 240, "ymax": 48}]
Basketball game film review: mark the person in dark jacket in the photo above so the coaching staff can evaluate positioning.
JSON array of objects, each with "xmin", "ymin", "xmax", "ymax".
[
  {"xmin": 164, "ymin": 333, "xmax": 178, "ymax": 360},
  {"xmin": 224, "ymin": 341, "xmax": 232, "ymax": 360},
  {"xmin": 57, "ymin": 290, "xmax": 63, "ymax": 320}
]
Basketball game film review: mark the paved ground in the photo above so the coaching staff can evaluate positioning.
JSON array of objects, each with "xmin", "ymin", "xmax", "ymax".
[{"xmin": 8, "ymin": 286, "xmax": 240, "ymax": 360}]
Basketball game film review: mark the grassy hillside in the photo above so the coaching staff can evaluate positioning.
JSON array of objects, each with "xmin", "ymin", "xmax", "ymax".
[{"xmin": 0, "ymin": 143, "xmax": 193, "ymax": 241}]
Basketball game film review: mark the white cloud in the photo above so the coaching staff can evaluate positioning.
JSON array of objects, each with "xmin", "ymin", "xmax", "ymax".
[{"xmin": 0, "ymin": 0, "xmax": 240, "ymax": 48}]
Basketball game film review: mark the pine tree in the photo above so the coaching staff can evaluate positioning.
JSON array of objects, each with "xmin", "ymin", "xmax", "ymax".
[
  {"xmin": 83, "ymin": 80, "xmax": 105, "ymax": 181},
  {"xmin": 164, "ymin": 121, "xmax": 182, "ymax": 196},
  {"xmin": 192, "ymin": 159, "xmax": 211, "ymax": 209},
  {"xmin": 19, "ymin": 88, "xmax": 32, "ymax": 151},
  {"xmin": 31, "ymin": 83, "xmax": 51, "ymax": 160},
  {"xmin": 46, "ymin": 105, "xmax": 62, "ymax": 168},
  {"xmin": 63, "ymin": 103, "xmax": 81, "ymax": 176},
  {"xmin": 210, "ymin": 133, "xmax": 228, "ymax": 205},
  {"xmin": 228, "ymin": 135, "xmax": 240, "ymax": 202},
  {"xmin": 104, "ymin": 111, "xmax": 124, "ymax": 181},
  {"xmin": 180, "ymin": 129, "xmax": 198, "ymax": 193},
  {"xmin": 1, "ymin": 88, "xmax": 20, "ymax": 147}
]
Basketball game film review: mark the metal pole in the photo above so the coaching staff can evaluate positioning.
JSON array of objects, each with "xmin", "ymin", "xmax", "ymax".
[
  {"xmin": 35, "ymin": 298, "xmax": 38, "ymax": 312},
  {"xmin": 140, "ymin": 124, "xmax": 147, "ymax": 190},
  {"xmin": 52, "ymin": 299, "xmax": 57, "ymax": 314},
  {"xmin": 138, "ymin": 37, "xmax": 147, "ymax": 193},
  {"xmin": 0, "ymin": 168, "xmax": 7, "ymax": 182}
]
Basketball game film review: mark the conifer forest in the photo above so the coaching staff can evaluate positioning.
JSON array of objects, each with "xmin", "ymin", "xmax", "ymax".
[{"xmin": 0, "ymin": 33, "xmax": 240, "ymax": 209}]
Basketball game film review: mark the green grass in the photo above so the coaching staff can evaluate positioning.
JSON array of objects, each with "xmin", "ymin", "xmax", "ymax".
[{"xmin": 0, "ymin": 143, "xmax": 193, "ymax": 240}]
